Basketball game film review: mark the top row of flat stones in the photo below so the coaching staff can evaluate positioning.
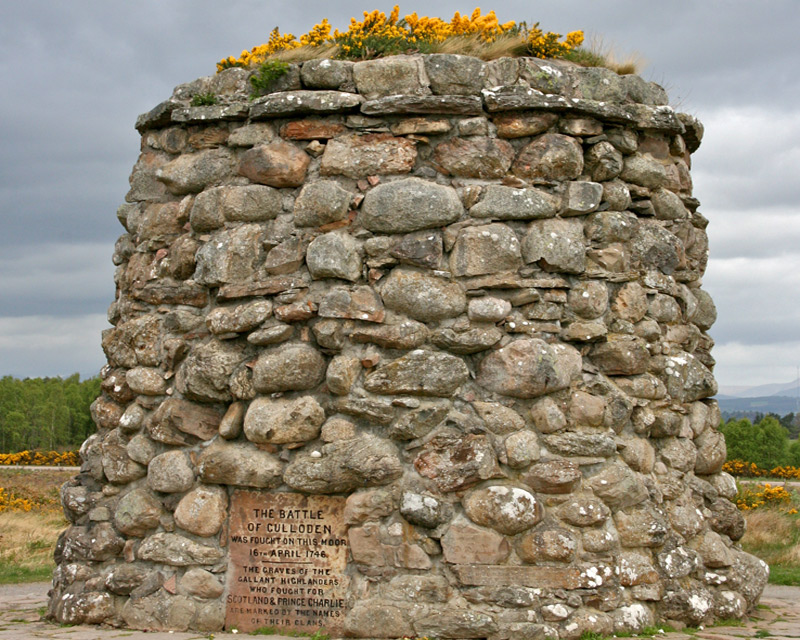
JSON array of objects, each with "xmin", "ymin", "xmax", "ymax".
[{"xmin": 136, "ymin": 54, "xmax": 702, "ymax": 150}]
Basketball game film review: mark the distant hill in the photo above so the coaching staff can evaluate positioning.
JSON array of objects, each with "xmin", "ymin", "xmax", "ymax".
[
  {"xmin": 718, "ymin": 379, "xmax": 800, "ymax": 399},
  {"xmin": 717, "ymin": 395, "xmax": 800, "ymax": 418}
]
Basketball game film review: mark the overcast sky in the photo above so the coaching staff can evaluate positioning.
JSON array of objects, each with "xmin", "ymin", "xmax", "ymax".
[{"xmin": 1, "ymin": 0, "xmax": 798, "ymax": 390}]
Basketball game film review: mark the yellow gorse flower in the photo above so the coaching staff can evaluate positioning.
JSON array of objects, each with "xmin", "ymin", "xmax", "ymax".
[
  {"xmin": 216, "ymin": 7, "xmax": 583, "ymax": 70},
  {"xmin": 0, "ymin": 450, "xmax": 79, "ymax": 466}
]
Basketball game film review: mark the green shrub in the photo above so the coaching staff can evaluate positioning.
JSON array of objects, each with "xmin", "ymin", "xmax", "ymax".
[{"xmin": 250, "ymin": 60, "xmax": 290, "ymax": 97}]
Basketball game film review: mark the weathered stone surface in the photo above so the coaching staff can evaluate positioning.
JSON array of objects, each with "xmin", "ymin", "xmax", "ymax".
[
  {"xmin": 632, "ymin": 220, "xmax": 683, "ymax": 274},
  {"xmin": 171, "ymin": 103, "xmax": 248, "ymax": 124},
  {"xmin": 660, "ymin": 352, "xmax": 718, "ymax": 402},
  {"xmin": 206, "ymin": 300, "xmax": 272, "ymax": 335},
  {"xmin": 59, "ymin": 523, "xmax": 124, "ymax": 562},
  {"xmin": 591, "ymin": 336, "xmax": 650, "ymax": 375},
  {"xmin": 138, "ymin": 532, "xmax": 224, "ymax": 566},
  {"xmin": 174, "ymin": 485, "xmax": 228, "ymax": 537},
  {"xmin": 390, "ymin": 230, "xmax": 443, "ymax": 269},
  {"xmin": 147, "ymin": 450, "xmax": 194, "ymax": 493},
  {"xmin": 543, "ymin": 432, "xmax": 617, "ymax": 457},
  {"xmin": 344, "ymin": 601, "xmax": 413, "ymax": 639},
  {"xmin": 381, "ymin": 268, "xmax": 466, "ymax": 322},
  {"xmin": 450, "ymin": 223, "xmax": 522, "ymax": 276},
  {"xmin": 694, "ymin": 428, "xmax": 727, "ymax": 474},
  {"xmin": 324, "ymin": 355, "xmax": 360, "ymax": 396},
  {"xmin": 114, "ymin": 488, "xmax": 163, "ymax": 537},
  {"xmin": 227, "ymin": 122, "xmax": 275, "ymax": 146},
  {"xmin": 620, "ymin": 437, "xmax": 656, "ymax": 473},
  {"xmin": 244, "ymin": 396, "xmax": 325, "ymax": 444},
  {"xmin": 301, "ymin": 59, "xmax": 354, "ymax": 89},
  {"xmin": 523, "ymin": 459, "xmax": 582, "ymax": 494},
  {"xmin": 306, "ymin": 231, "xmax": 362, "ymax": 281},
  {"xmin": 318, "ymin": 285, "xmax": 385, "ymax": 322},
  {"xmin": 364, "ymin": 349, "xmax": 469, "ymax": 397},
  {"xmin": 194, "ymin": 224, "xmax": 264, "ymax": 286},
  {"xmin": 252, "ymin": 344, "xmax": 327, "ymax": 392},
  {"xmin": 558, "ymin": 497, "xmax": 610, "ymax": 527},
  {"xmin": 197, "ymin": 439, "xmax": 282, "ymax": 488},
  {"xmin": 180, "ymin": 568, "xmax": 225, "ymax": 599},
  {"xmin": 522, "ymin": 218, "xmax": 586, "ymax": 273},
  {"xmin": 442, "ymin": 518, "xmax": 511, "ymax": 564},
  {"xmin": 451, "ymin": 564, "xmax": 612, "ymax": 590},
  {"xmin": 585, "ymin": 141, "xmax": 624, "ymax": 181},
  {"xmin": 503, "ymin": 431, "xmax": 541, "ymax": 470},
  {"xmin": 294, "ymin": 180, "xmax": 352, "ymax": 227},
  {"xmin": 621, "ymin": 153, "xmax": 669, "ymax": 189},
  {"xmin": 197, "ymin": 185, "xmax": 281, "ymax": 231},
  {"xmin": 146, "ymin": 398, "xmax": 222, "ymax": 446},
  {"xmin": 659, "ymin": 589, "xmax": 715, "ymax": 626},
  {"xmin": 101, "ymin": 431, "xmax": 146, "ymax": 484},
  {"xmin": 341, "ymin": 489, "xmax": 393, "ymax": 526},
  {"xmin": 424, "ymin": 54, "xmax": 487, "ymax": 94},
  {"xmin": 588, "ymin": 464, "xmax": 649, "ymax": 509},
  {"xmin": 120, "ymin": 592, "xmax": 196, "ymax": 631},
  {"xmin": 264, "ymin": 236, "xmax": 307, "ymax": 276},
  {"xmin": 568, "ymin": 280, "xmax": 608, "ymax": 319},
  {"xmin": 415, "ymin": 433, "xmax": 503, "ymax": 492},
  {"xmin": 400, "ymin": 492, "xmax": 449, "ymax": 528},
  {"xmin": 564, "ymin": 181, "xmax": 603, "ymax": 216},
  {"xmin": 517, "ymin": 527, "xmax": 577, "ymax": 563},
  {"xmin": 513, "ymin": 133, "xmax": 584, "ymax": 182},
  {"xmin": 613, "ymin": 282, "xmax": 648, "ymax": 322},
  {"xmin": 361, "ymin": 95, "xmax": 483, "ymax": 115},
  {"xmin": 493, "ymin": 112, "xmax": 558, "ymax": 138},
  {"xmin": 387, "ymin": 402, "xmax": 449, "ymax": 440},
  {"xmin": 615, "ymin": 504, "xmax": 669, "ymax": 547},
  {"xmin": 52, "ymin": 591, "xmax": 114, "ymax": 626},
  {"xmin": 250, "ymin": 90, "xmax": 363, "ymax": 117},
  {"xmin": 465, "ymin": 403, "xmax": 519, "ymax": 438},
  {"xmin": 530, "ymin": 397, "xmax": 567, "ymax": 433},
  {"xmin": 477, "ymin": 339, "xmax": 581, "ymax": 398},
  {"xmin": 238, "ymin": 140, "xmax": 310, "ymax": 187},
  {"xmin": 352, "ymin": 55, "xmax": 430, "ymax": 99},
  {"xmin": 282, "ymin": 119, "xmax": 346, "ymax": 140},
  {"xmin": 350, "ymin": 321, "xmax": 426, "ymax": 352},
  {"xmin": 284, "ymin": 434, "xmax": 402, "ymax": 493},
  {"xmin": 321, "ymin": 133, "xmax": 416, "ymax": 177},
  {"xmin": 468, "ymin": 296, "xmax": 512, "ymax": 323},
  {"xmin": 434, "ymin": 137, "xmax": 515, "ymax": 179},
  {"xmin": 360, "ymin": 178, "xmax": 462, "ymax": 233},
  {"xmin": 156, "ymin": 148, "xmax": 234, "ymax": 194},
  {"xmin": 414, "ymin": 610, "xmax": 498, "ymax": 639},
  {"xmin": 470, "ymin": 185, "xmax": 561, "ymax": 221},
  {"xmin": 464, "ymin": 486, "xmax": 542, "ymax": 535}
]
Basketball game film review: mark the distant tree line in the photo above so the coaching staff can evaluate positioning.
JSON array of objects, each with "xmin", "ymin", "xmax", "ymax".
[
  {"xmin": 0, "ymin": 375, "xmax": 100, "ymax": 453},
  {"xmin": 720, "ymin": 414, "xmax": 800, "ymax": 469}
]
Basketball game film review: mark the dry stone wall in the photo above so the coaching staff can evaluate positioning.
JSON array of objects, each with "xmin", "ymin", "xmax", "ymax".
[{"xmin": 50, "ymin": 53, "xmax": 768, "ymax": 637}]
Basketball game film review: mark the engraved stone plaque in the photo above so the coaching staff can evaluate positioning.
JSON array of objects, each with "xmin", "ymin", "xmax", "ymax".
[{"xmin": 225, "ymin": 491, "xmax": 349, "ymax": 633}]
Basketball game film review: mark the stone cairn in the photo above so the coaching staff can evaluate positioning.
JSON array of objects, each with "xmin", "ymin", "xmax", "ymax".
[{"xmin": 50, "ymin": 53, "xmax": 769, "ymax": 637}]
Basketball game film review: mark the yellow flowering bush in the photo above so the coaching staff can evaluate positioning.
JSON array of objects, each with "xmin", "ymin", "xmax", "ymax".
[
  {"xmin": 0, "ymin": 487, "xmax": 36, "ymax": 513},
  {"xmin": 0, "ymin": 450, "xmax": 80, "ymax": 467},
  {"xmin": 218, "ymin": 27, "xmax": 302, "ymax": 70},
  {"xmin": 526, "ymin": 22, "xmax": 584, "ymax": 59},
  {"xmin": 723, "ymin": 459, "xmax": 800, "ymax": 480},
  {"xmin": 216, "ymin": 7, "xmax": 583, "ymax": 70},
  {"xmin": 736, "ymin": 483, "xmax": 794, "ymax": 511}
]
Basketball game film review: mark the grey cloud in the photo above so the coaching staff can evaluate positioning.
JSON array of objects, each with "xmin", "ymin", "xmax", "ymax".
[
  {"xmin": 0, "ymin": 314, "xmax": 109, "ymax": 379},
  {"xmin": 0, "ymin": 243, "xmax": 115, "ymax": 317}
]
